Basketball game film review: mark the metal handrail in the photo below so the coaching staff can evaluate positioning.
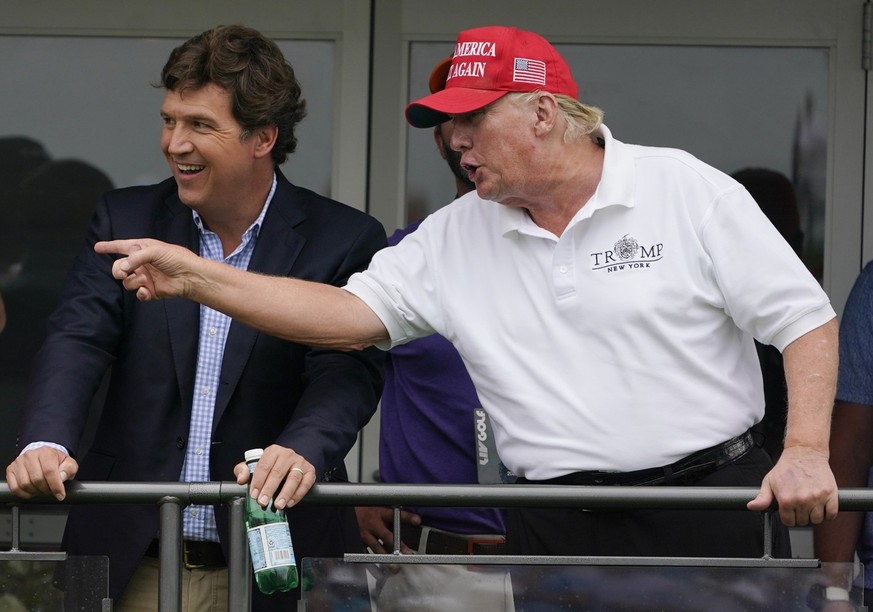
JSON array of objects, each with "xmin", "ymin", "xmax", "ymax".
[
  {"xmin": 8, "ymin": 481, "xmax": 873, "ymax": 508},
  {"xmin": 3, "ymin": 482, "xmax": 871, "ymax": 612}
]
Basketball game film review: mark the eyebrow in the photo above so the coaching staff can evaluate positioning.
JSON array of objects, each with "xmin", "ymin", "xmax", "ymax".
[{"xmin": 160, "ymin": 109, "xmax": 218, "ymax": 124}]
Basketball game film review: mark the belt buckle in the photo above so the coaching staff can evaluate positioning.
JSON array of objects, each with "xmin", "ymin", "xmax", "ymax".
[{"xmin": 182, "ymin": 541, "xmax": 205, "ymax": 570}]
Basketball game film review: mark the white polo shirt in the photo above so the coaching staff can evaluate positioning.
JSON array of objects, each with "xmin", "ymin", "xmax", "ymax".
[{"xmin": 345, "ymin": 125, "xmax": 835, "ymax": 479}]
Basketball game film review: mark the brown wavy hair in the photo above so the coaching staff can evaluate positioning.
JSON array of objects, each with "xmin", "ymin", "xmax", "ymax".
[{"xmin": 159, "ymin": 25, "xmax": 307, "ymax": 164}]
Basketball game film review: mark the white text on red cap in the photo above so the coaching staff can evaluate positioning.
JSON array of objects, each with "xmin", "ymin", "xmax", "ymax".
[
  {"xmin": 453, "ymin": 41, "xmax": 497, "ymax": 57},
  {"xmin": 448, "ymin": 41, "xmax": 498, "ymax": 82}
]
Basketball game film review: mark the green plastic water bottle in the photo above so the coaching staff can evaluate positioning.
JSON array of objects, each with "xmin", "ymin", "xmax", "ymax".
[{"xmin": 244, "ymin": 448, "xmax": 299, "ymax": 594}]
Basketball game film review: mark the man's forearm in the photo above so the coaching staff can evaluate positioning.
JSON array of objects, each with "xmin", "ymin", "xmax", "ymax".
[
  {"xmin": 781, "ymin": 318, "xmax": 839, "ymax": 453},
  {"xmin": 192, "ymin": 256, "xmax": 389, "ymax": 350},
  {"xmin": 98, "ymin": 239, "xmax": 391, "ymax": 350}
]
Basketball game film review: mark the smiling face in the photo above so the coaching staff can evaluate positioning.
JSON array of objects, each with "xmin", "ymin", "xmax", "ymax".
[{"xmin": 160, "ymin": 83, "xmax": 274, "ymax": 220}]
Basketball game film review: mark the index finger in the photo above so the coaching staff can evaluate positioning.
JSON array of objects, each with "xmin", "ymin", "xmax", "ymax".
[
  {"xmin": 94, "ymin": 238, "xmax": 155, "ymax": 258},
  {"xmin": 94, "ymin": 240, "xmax": 141, "ymax": 280},
  {"xmin": 825, "ymin": 492, "xmax": 839, "ymax": 521},
  {"xmin": 248, "ymin": 450, "xmax": 292, "ymax": 505},
  {"xmin": 40, "ymin": 458, "xmax": 69, "ymax": 501}
]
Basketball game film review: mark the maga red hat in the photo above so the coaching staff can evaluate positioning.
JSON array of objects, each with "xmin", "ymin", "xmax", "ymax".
[{"xmin": 406, "ymin": 26, "xmax": 578, "ymax": 128}]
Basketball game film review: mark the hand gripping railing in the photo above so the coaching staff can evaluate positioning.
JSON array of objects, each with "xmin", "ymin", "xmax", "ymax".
[
  {"xmin": 1, "ymin": 481, "xmax": 250, "ymax": 612},
  {"xmin": 3, "ymin": 482, "xmax": 872, "ymax": 611}
]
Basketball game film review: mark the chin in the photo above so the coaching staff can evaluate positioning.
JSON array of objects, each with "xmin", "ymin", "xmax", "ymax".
[
  {"xmin": 176, "ymin": 188, "xmax": 204, "ymax": 210},
  {"xmin": 474, "ymin": 184, "xmax": 494, "ymax": 201}
]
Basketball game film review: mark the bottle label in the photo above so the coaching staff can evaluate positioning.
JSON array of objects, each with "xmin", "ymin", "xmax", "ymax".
[{"xmin": 247, "ymin": 523, "xmax": 295, "ymax": 572}]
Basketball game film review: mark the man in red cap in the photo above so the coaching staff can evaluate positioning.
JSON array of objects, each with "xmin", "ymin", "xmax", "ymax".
[{"xmin": 95, "ymin": 25, "xmax": 839, "ymax": 564}]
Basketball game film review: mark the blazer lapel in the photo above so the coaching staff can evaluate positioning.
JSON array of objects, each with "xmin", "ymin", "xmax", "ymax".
[
  {"xmin": 211, "ymin": 176, "xmax": 307, "ymax": 430},
  {"xmin": 158, "ymin": 195, "xmax": 201, "ymax": 410}
]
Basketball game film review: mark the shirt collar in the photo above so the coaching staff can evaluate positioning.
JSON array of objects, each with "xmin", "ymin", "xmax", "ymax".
[
  {"xmin": 588, "ymin": 124, "xmax": 635, "ymax": 213},
  {"xmin": 191, "ymin": 172, "xmax": 277, "ymax": 240}
]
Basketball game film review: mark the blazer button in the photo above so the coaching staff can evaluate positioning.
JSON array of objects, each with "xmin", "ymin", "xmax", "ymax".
[{"xmin": 176, "ymin": 437, "xmax": 185, "ymax": 449}]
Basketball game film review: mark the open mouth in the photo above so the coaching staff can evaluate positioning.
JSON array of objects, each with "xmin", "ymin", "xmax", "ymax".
[{"xmin": 177, "ymin": 163, "xmax": 205, "ymax": 175}]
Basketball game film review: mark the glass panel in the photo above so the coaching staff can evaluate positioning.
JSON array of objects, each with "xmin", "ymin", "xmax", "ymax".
[
  {"xmin": 0, "ymin": 35, "xmax": 335, "ymax": 466},
  {"xmin": 0, "ymin": 35, "xmax": 334, "ymax": 194},
  {"xmin": 405, "ymin": 43, "xmax": 828, "ymax": 282},
  {"xmin": 0, "ymin": 555, "xmax": 109, "ymax": 611},
  {"xmin": 303, "ymin": 557, "xmax": 858, "ymax": 611}
]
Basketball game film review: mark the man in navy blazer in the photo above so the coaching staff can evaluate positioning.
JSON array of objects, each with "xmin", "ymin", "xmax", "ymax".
[{"xmin": 5, "ymin": 25, "xmax": 385, "ymax": 611}]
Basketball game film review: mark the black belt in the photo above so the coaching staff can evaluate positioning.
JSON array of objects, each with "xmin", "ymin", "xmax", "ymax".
[
  {"xmin": 401, "ymin": 524, "xmax": 506, "ymax": 555},
  {"xmin": 145, "ymin": 539, "xmax": 226, "ymax": 570},
  {"xmin": 519, "ymin": 429, "xmax": 755, "ymax": 487}
]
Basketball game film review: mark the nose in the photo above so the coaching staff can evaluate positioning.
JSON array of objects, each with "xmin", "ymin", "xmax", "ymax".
[
  {"xmin": 450, "ymin": 121, "xmax": 471, "ymax": 152},
  {"xmin": 164, "ymin": 125, "xmax": 193, "ymax": 156}
]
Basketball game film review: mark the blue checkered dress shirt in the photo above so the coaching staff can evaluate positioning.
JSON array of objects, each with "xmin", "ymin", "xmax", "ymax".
[{"xmin": 182, "ymin": 175, "xmax": 276, "ymax": 541}]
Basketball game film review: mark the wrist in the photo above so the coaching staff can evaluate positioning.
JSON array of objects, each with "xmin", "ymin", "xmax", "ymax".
[{"xmin": 780, "ymin": 440, "xmax": 830, "ymax": 458}]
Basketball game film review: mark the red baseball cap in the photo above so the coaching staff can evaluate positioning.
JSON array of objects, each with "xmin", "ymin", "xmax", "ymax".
[{"xmin": 406, "ymin": 26, "xmax": 578, "ymax": 128}]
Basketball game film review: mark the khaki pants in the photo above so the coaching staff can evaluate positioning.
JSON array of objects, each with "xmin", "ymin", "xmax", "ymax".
[{"xmin": 115, "ymin": 556, "xmax": 229, "ymax": 612}]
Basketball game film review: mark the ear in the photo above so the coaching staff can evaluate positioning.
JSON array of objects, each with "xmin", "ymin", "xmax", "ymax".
[
  {"xmin": 252, "ymin": 125, "xmax": 279, "ymax": 159},
  {"xmin": 533, "ymin": 92, "xmax": 559, "ymax": 137}
]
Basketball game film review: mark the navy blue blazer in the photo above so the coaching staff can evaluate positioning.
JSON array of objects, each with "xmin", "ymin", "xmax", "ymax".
[{"xmin": 17, "ymin": 170, "xmax": 386, "ymax": 608}]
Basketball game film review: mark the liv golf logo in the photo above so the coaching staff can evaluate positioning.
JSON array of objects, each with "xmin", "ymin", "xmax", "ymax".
[{"xmin": 590, "ymin": 234, "xmax": 663, "ymax": 273}]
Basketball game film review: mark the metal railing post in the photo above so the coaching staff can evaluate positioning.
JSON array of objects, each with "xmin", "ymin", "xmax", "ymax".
[
  {"xmin": 762, "ymin": 510, "xmax": 773, "ymax": 558},
  {"xmin": 10, "ymin": 505, "xmax": 19, "ymax": 551},
  {"xmin": 392, "ymin": 506, "xmax": 402, "ymax": 555},
  {"xmin": 227, "ymin": 495, "xmax": 251, "ymax": 611},
  {"xmin": 157, "ymin": 496, "xmax": 183, "ymax": 612}
]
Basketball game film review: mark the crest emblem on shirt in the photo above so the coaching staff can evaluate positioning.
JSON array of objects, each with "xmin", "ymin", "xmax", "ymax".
[
  {"xmin": 590, "ymin": 234, "xmax": 663, "ymax": 273},
  {"xmin": 614, "ymin": 234, "xmax": 639, "ymax": 260}
]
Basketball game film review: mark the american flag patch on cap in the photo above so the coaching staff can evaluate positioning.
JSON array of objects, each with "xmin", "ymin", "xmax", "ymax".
[{"xmin": 513, "ymin": 57, "xmax": 546, "ymax": 86}]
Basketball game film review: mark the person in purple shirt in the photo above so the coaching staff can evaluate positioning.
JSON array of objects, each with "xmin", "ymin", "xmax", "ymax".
[{"xmin": 354, "ymin": 57, "xmax": 506, "ymax": 554}]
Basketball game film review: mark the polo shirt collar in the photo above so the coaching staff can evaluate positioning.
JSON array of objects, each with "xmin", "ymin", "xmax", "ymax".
[{"xmin": 591, "ymin": 124, "xmax": 635, "ymax": 212}]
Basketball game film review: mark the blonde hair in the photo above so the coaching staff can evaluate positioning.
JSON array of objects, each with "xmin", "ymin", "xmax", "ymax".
[{"xmin": 508, "ymin": 91, "xmax": 604, "ymax": 143}]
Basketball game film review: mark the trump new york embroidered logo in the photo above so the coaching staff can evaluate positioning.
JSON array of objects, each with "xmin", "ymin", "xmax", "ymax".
[{"xmin": 589, "ymin": 234, "xmax": 664, "ymax": 272}]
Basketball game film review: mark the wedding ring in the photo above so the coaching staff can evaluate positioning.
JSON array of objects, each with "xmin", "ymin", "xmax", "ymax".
[{"xmin": 291, "ymin": 467, "xmax": 306, "ymax": 475}]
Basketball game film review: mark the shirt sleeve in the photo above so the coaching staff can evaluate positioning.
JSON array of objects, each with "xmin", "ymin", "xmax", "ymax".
[
  {"xmin": 344, "ymin": 219, "xmax": 444, "ymax": 349},
  {"xmin": 701, "ymin": 185, "xmax": 835, "ymax": 352}
]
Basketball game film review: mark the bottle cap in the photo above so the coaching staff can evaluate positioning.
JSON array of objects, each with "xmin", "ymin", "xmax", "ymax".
[{"xmin": 244, "ymin": 448, "xmax": 264, "ymax": 462}]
